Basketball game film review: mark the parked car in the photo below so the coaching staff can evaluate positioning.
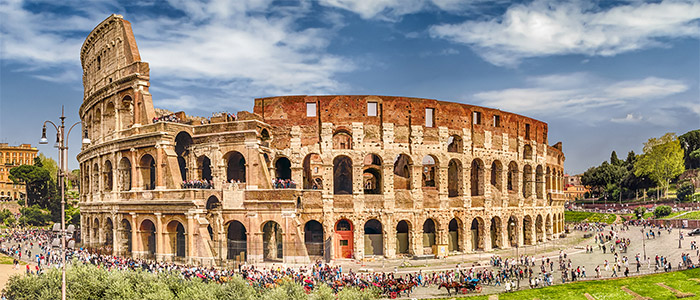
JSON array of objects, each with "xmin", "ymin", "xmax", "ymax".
[{"xmin": 688, "ymin": 228, "xmax": 700, "ymax": 236}]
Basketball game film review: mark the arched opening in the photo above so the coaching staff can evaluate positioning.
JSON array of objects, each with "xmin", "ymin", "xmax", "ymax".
[
  {"xmin": 175, "ymin": 132, "xmax": 192, "ymax": 182},
  {"xmin": 263, "ymin": 221, "xmax": 283, "ymax": 261},
  {"xmin": 448, "ymin": 159, "xmax": 462, "ymax": 197},
  {"xmin": 103, "ymin": 160, "xmax": 113, "ymax": 192},
  {"xmin": 92, "ymin": 163, "xmax": 99, "ymax": 194},
  {"xmin": 261, "ymin": 129, "xmax": 270, "ymax": 141},
  {"xmin": 94, "ymin": 108, "xmax": 102, "ymax": 138},
  {"xmin": 523, "ymin": 215, "xmax": 533, "ymax": 245},
  {"xmin": 363, "ymin": 154, "xmax": 382, "ymax": 194},
  {"xmin": 226, "ymin": 151, "xmax": 246, "ymax": 183},
  {"xmin": 546, "ymin": 166, "xmax": 552, "ymax": 191},
  {"xmin": 83, "ymin": 164, "xmax": 90, "ymax": 196},
  {"xmin": 523, "ymin": 165, "xmax": 533, "ymax": 198},
  {"xmin": 393, "ymin": 154, "xmax": 412, "ymax": 190},
  {"xmin": 333, "ymin": 130, "xmax": 352, "ymax": 149},
  {"xmin": 507, "ymin": 216, "xmax": 518, "ymax": 247},
  {"xmin": 197, "ymin": 156, "xmax": 213, "ymax": 181},
  {"xmin": 121, "ymin": 96, "xmax": 134, "ymax": 129},
  {"xmin": 140, "ymin": 220, "xmax": 156, "ymax": 258},
  {"xmin": 491, "ymin": 160, "xmax": 503, "ymax": 191},
  {"xmin": 104, "ymin": 102, "xmax": 116, "ymax": 134},
  {"xmin": 167, "ymin": 221, "xmax": 186, "ymax": 258},
  {"xmin": 333, "ymin": 156, "xmax": 353, "ymax": 195},
  {"xmin": 302, "ymin": 154, "xmax": 323, "ymax": 189},
  {"xmin": 139, "ymin": 154, "xmax": 156, "ymax": 190},
  {"xmin": 105, "ymin": 218, "xmax": 114, "ymax": 247},
  {"xmin": 120, "ymin": 219, "xmax": 132, "ymax": 256},
  {"xmin": 490, "ymin": 217, "xmax": 502, "ymax": 249},
  {"xmin": 206, "ymin": 196, "xmax": 221, "ymax": 210},
  {"xmin": 447, "ymin": 135, "xmax": 462, "ymax": 153},
  {"xmin": 546, "ymin": 214, "xmax": 552, "ymax": 238},
  {"xmin": 471, "ymin": 218, "xmax": 484, "ymax": 251},
  {"xmin": 471, "ymin": 159, "xmax": 485, "ymax": 196},
  {"xmin": 118, "ymin": 157, "xmax": 131, "ymax": 191},
  {"xmin": 422, "ymin": 155, "xmax": 438, "ymax": 188},
  {"xmin": 536, "ymin": 165, "xmax": 544, "ymax": 199},
  {"xmin": 227, "ymin": 221, "xmax": 247, "ymax": 261},
  {"xmin": 536, "ymin": 214, "xmax": 544, "ymax": 242},
  {"xmin": 364, "ymin": 219, "xmax": 383, "ymax": 256},
  {"xmin": 523, "ymin": 144, "xmax": 533, "ymax": 160},
  {"xmin": 448, "ymin": 218, "xmax": 460, "ymax": 252},
  {"xmin": 334, "ymin": 219, "xmax": 354, "ymax": 259},
  {"xmin": 423, "ymin": 218, "xmax": 437, "ymax": 251},
  {"xmin": 274, "ymin": 157, "xmax": 292, "ymax": 180},
  {"xmin": 396, "ymin": 220, "xmax": 410, "ymax": 255},
  {"xmin": 93, "ymin": 218, "xmax": 100, "ymax": 245},
  {"xmin": 508, "ymin": 162, "xmax": 518, "ymax": 192},
  {"xmin": 304, "ymin": 220, "xmax": 324, "ymax": 257}
]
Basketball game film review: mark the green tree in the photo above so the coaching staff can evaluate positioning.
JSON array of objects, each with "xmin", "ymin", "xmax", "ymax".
[
  {"xmin": 653, "ymin": 205, "xmax": 672, "ymax": 218},
  {"xmin": 677, "ymin": 182, "xmax": 695, "ymax": 202},
  {"xmin": 9, "ymin": 164, "xmax": 51, "ymax": 207},
  {"xmin": 634, "ymin": 206, "xmax": 646, "ymax": 219},
  {"xmin": 610, "ymin": 151, "xmax": 622, "ymax": 166},
  {"xmin": 36, "ymin": 153, "xmax": 59, "ymax": 181},
  {"xmin": 634, "ymin": 133, "xmax": 685, "ymax": 198},
  {"xmin": 679, "ymin": 129, "xmax": 700, "ymax": 169},
  {"xmin": 19, "ymin": 205, "xmax": 52, "ymax": 226}
]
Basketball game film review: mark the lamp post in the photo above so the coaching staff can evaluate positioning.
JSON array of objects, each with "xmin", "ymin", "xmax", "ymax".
[
  {"xmin": 678, "ymin": 225, "xmax": 682, "ymax": 249},
  {"xmin": 510, "ymin": 221, "xmax": 519, "ymax": 290},
  {"xmin": 40, "ymin": 106, "xmax": 90, "ymax": 300},
  {"xmin": 640, "ymin": 228, "xmax": 646, "ymax": 261}
]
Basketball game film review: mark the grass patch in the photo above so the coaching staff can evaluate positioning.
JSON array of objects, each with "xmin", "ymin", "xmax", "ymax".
[
  {"xmin": 676, "ymin": 211, "xmax": 700, "ymax": 220},
  {"xmin": 658, "ymin": 211, "xmax": 685, "ymax": 219},
  {"xmin": 449, "ymin": 268, "xmax": 700, "ymax": 300},
  {"xmin": 0, "ymin": 254, "xmax": 24, "ymax": 265},
  {"xmin": 565, "ymin": 211, "xmax": 617, "ymax": 224}
]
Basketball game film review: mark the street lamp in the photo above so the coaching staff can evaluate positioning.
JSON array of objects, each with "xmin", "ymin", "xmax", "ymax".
[
  {"xmin": 510, "ymin": 221, "xmax": 520, "ymax": 290},
  {"xmin": 640, "ymin": 228, "xmax": 646, "ymax": 261},
  {"xmin": 678, "ymin": 225, "xmax": 682, "ymax": 249},
  {"xmin": 40, "ymin": 106, "xmax": 89, "ymax": 300}
]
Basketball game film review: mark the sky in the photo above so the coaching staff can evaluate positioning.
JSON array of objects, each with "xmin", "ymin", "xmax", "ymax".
[{"xmin": 0, "ymin": 0, "xmax": 699, "ymax": 174}]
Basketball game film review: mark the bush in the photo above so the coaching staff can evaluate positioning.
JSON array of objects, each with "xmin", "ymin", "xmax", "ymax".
[
  {"xmin": 654, "ymin": 205, "xmax": 672, "ymax": 218},
  {"xmin": 677, "ymin": 182, "xmax": 695, "ymax": 202},
  {"xmin": 634, "ymin": 206, "xmax": 646, "ymax": 219},
  {"xmin": 18, "ymin": 205, "xmax": 51, "ymax": 226}
]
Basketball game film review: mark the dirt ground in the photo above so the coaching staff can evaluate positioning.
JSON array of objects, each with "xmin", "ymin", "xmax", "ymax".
[{"xmin": 0, "ymin": 263, "xmax": 25, "ymax": 292}]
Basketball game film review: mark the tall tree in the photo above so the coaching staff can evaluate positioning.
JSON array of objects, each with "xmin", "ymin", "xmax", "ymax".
[
  {"xmin": 634, "ymin": 133, "xmax": 685, "ymax": 197},
  {"xmin": 679, "ymin": 129, "xmax": 700, "ymax": 169},
  {"xmin": 9, "ymin": 164, "xmax": 51, "ymax": 207},
  {"xmin": 36, "ymin": 153, "xmax": 58, "ymax": 181},
  {"xmin": 610, "ymin": 151, "xmax": 622, "ymax": 166}
]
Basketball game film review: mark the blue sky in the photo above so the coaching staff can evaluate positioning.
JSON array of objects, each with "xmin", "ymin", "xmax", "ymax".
[{"xmin": 1, "ymin": 0, "xmax": 698, "ymax": 174}]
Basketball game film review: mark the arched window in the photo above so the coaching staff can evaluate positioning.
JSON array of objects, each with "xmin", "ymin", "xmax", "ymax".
[
  {"xmin": 225, "ymin": 152, "xmax": 246, "ymax": 183},
  {"xmin": 118, "ymin": 157, "xmax": 131, "ymax": 191},
  {"xmin": 523, "ymin": 144, "xmax": 533, "ymax": 160},
  {"xmin": 197, "ymin": 156, "xmax": 213, "ymax": 181},
  {"xmin": 447, "ymin": 159, "xmax": 462, "ymax": 197},
  {"xmin": 333, "ymin": 156, "xmax": 353, "ymax": 195},
  {"xmin": 523, "ymin": 165, "xmax": 533, "ymax": 198},
  {"xmin": 536, "ymin": 165, "xmax": 544, "ymax": 199},
  {"xmin": 104, "ymin": 102, "xmax": 116, "ymax": 134},
  {"xmin": 175, "ymin": 132, "xmax": 192, "ymax": 182},
  {"xmin": 274, "ymin": 157, "xmax": 292, "ymax": 180},
  {"xmin": 363, "ymin": 154, "xmax": 382, "ymax": 194},
  {"xmin": 302, "ymin": 154, "xmax": 323, "ymax": 190},
  {"xmin": 103, "ymin": 160, "xmax": 113, "ymax": 192},
  {"xmin": 447, "ymin": 135, "xmax": 462, "ymax": 153},
  {"xmin": 507, "ymin": 162, "xmax": 518, "ymax": 192},
  {"xmin": 491, "ymin": 160, "xmax": 503, "ymax": 191},
  {"xmin": 139, "ymin": 154, "xmax": 156, "ymax": 190},
  {"xmin": 393, "ymin": 154, "xmax": 412, "ymax": 190},
  {"xmin": 333, "ymin": 130, "xmax": 352, "ymax": 149},
  {"xmin": 227, "ymin": 221, "xmax": 247, "ymax": 260},
  {"xmin": 262, "ymin": 221, "xmax": 283, "ymax": 261},
  {"xmin": 364, "ymin": 219, "xmax": 383, "ymax": 256},
  {"xmin": 121, "ymin": 96, "xmax": 134, "ymax": 129},
  {"xmin": 471, "ymin": 159, "xmax": 485, "ymax": 196},
  {"xmin": 422, "ymin": 155, "xmax": 438, "ymax": 188}
]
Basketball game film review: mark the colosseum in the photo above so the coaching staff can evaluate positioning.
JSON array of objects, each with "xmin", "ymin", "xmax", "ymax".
[{"xmin": 78, "ymin": 15, "xmax": 566, "ymax": 266}]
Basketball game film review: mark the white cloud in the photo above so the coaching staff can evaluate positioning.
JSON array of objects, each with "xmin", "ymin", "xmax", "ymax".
[
  {"xmin": 611, "ymin": 113, "xmax": 643, "ymax": 123},
  {"xmin": 430, "ymin": 0, "xmax": 700, "ymax": 66},
  {"xmin": 472, "ymin": 73, "xmax": 688, "ymax": 120},
  {"xmin": 317, "ymin": 0, "xmax": 495, "ymax": 21}
]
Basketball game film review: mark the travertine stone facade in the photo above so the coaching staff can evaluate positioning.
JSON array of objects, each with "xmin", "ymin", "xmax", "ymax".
[{"xmin": 78, "ymin": 15, "xmax": 566, "ymax": 266}]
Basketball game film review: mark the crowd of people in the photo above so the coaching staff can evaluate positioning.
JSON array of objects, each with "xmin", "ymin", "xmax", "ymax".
[
  {"xmin": 181, "ymin": 179, "xmax": 214, "ymax": 189},
  {"xmin": 272, "ymin": 178, "xmax": 297, "ymax": 189},
  {"xmin": 152, "ymin": 114, "xmax": 182, "ymax": 123}
]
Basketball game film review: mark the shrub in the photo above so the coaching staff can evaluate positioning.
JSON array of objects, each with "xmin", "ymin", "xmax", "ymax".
[
  {"xmin": 19, "ymin": 205, "xmax": 51, "ymax": 226},
  {"xmin": 654, "ymin": 205, "xmax": 672, "ymax": 218},
  {"xmin": 677, "ymin": 181, "xmax": 695, "ymax": 202},
  {"xmin": 634, "ymin": 206, "xmax": 647, "ymax": 219}
]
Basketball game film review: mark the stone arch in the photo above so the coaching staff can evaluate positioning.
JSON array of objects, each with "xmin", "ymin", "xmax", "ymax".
[
  {"xmin": 94, "ymin": 107, "xmax": 102, "ymax": 138},
  {"xmin": 120, "ymin": 95, "xmax": 134, "ymax": 129},
  {"xmin": 175, "ymin": 132, "xmax": 192, "ymax": 182},
  {"xmin": 92, "ymin": 162, "xmax": 100, "ymax": 194},
  {"xmin": 304, "ymin": 220, "xmax": 324, "ymax": 257},
  {"xmin": 363, "ymin": 154, "xmax": 382, "ymax": 194},
  {"xmin": 303, "ymin": 153, "xmax": 323, "ymax": 189},
  {"xmin": 93, "ymin": 217, "xmax": 100, "ymax": 244},
  {"xmin": 393, "ymin": 154, "xmax": 412, "ymax": 190},
  {"xmin": 332, "ymin": 129, "xmax": 352, "ymax": 149},
  {"xmin": 523, "ymin": 165, "xmax": 533, "ymax": 198},
  {"xmin": 536, "ymin": 165, "xmax": 544, "ymax": 199},
  {"xmin": 523, "ymin": 215, "xmax": 533, "ymax": 245},
  {"xmin": 364, "ymin": 219, "xmax": 383, "ymax": 256},
  {"xmin": 166, "ymin": 220, "xmax": 186, "ymax": 258},
  {"xmin": 83, "ymin": 164, "xmax": 90, "ymax": 196},
  {"xmin": 197, "ymin": 155, "xmax": 213, "ymax": 181},
  {"xmin": 104, "ymin": 217, "xmax": 113, "ymax": 247},
  {"xmin": 262, "ymin": 221, "xmax": 283, "ymax": 261},
  {"xmin": 206, "ymin": 195, "xmax": 221, "ymax": 210},
  {"xmin": 546, "ymin": 214, "xmax": 552, "ymax": 238},
  {"xmin": 118, "ymin": 157, "xmax": 131, "ymax": 191},
  {"xmin": 140, "ymin": 219, "xmax": 156, "ymax": 257},
  {"xmin": 447, "ymin": 135, "xmax": 462, "ymax": 153},
  {"xmin": 422, "ymin": 155, "xmax": 439, "ymax": 188},
  {"xmin": 103, "ymin": 160, "xmax": 113, "ymax": 192},
  {"xmin": 225, "ymin": 151, "xmax": 246, "ymax": 183},
  {"xmin": 448, "ymin": 218, "xmax": 461, "ymax": 252},
  {"xmin": 448, "ymin": 159, "xmax": 462, "ymax": 197},
  {"xmin": 423, "ymin": 218, "xmax": 437, "ymax": 251},
  {"xmin": 396, "ymin": 220, "xmax": 411, "ymax": 255},
  {"xmin": 546, "ymin": 166, "xmax": 552, "ymax": 191},
  {"xmin": 226, "ymin": 220, "xmax": 247, "ymax": 261},
  {"xmin": 104, "ymin": 101, "xmax": 116, "ymax": 134},
  {"xmin": 120, "ymin": 219, "xmax": 132, "ymax": 256},
  {"xmin": 471, "ymin": 159, "xmax": 485, "ymax": 196},
  {"xmin": 334, "ymin": 219, "xmax": 354, "ymax": 259},
  {"xmin": 139, "ymin": 154, "xmax": 156, "ymax": 190},
  {"xmin": 470, "ymin": 217, "xmax": 485, "ymax": 250},
  {"xmin": 274, "ymin": 156, "xmax": 292, "ymax": 180},
  {"xmin": 523, "ymin": 144, "xmax": 533, "ymax": 160},
  {"xmin": 491, "ymin": 160, "xmax": 503, "ymax": 191},
  {"xmin": 536, "ymin": 214, "xmax": 544, "ymax": 242},
  {"xmin": 490, "ymin": 216, "xmax": 502, "ymax": 249},
  {"xmin": 507, "ymin": 216, "xmax": 519, "ymax": 247},
  {"xmin": 260, "ymin": 128, "xmax": 270, "ymax": 141},
  {"xmin": 333, "ymin": 155, "xmax": 353, "ymax": 195},
  {"xmin": 507, "ymin": 161, "xmax": 518, "ymax": 192}
]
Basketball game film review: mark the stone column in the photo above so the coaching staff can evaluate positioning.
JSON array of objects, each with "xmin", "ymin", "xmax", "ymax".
[
  {"xmin": 130, "ymin": 213, "xmax": 138, "ymax": 258},
  {"xmin": 131, "ymin": 150, "xmax": 141, "ymax": 190},
  {"xmin": 155, "ymin": 213, "xmax": 163, "ymax": 261},
  {"xmin": 517, "ymin": 217, "xmax": 525, "ymax": 247},
  {"xmin": 186, "ymin": 213, "xmax": 195, "ymax": 263},
  {"xmin": 291, "ymin": 167, "xmax": 303, "ymax": 189},
  {"xmin": 112, "ymin": 213, "xmax": 119, "ymax": 255},
  {"xmin": 155, "ymin": 145, "xmax": 165, "ymax": 189},
  {"xmin": 385, "ymin": 217, "xmax": 395, "ymax": 258},
  {"xmin": 483, "ymin": 221, "xmax": 492, "ymax": 251}
]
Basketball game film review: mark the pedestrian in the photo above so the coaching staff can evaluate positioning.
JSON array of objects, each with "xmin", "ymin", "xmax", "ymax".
[{"xmin": 624, "ymin": 267, "xmax": 629, "ymax": 277}]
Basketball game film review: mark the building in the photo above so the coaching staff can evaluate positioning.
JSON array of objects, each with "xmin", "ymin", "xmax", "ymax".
[
  {"xmin": 0, "ymin": 143, "xmax": 39, "ymax": 201},
  {"xmin": 564, "ymin": 174, "xmax": 589, "ymax": 201},
  {"xmin": 78, "ymin": 15, "xmax": 566, "ymax": 265}
]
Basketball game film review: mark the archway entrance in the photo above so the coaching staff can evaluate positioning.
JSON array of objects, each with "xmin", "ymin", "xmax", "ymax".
[
  {"xmin": 523, "ymin": 216, "xmax": 533, "ymax": 245},
  {"xmin": 396, "ymin": 220, "xmax": 410, "ymax": 254},
  {"xmin": 167, "ymin": 221, "xmax": 186, "ymax": 259},
  {"xmin": 508, "ymin": 216, "xmax": 518, "ymax": 247},
  {"xmin": 471, "ymin": 218, "xmax": 483, "ymax": 251},
  {"xmin": 364, "ymin": 219, "xmax": 383, "ymax": 256},
  {"xmin": 423, "ymin": 219, "xmax": 437, "ymax": 253},
  {"xmin": 491, "ymin": 217, "xmax": 502, "ymax": 249},
  {"xmin": 105, "ymin": 218, "xmax": 114, "ymax": 248},
  {"xmin": 304, "ymin": 220, "xmax": 324, "ymax": 257},
  {"xmin": 448, "ymin": 218, "xmax": 460, "ymax": 252},
  {"xmin": 334, "ymin": 219, "xmax": 354, "ymax": 259},
  {"xmin": 140, "ymin": 220, "xmax": 156, "ymax": 258},
  {"xmin": 226, "ymin": 221, "xmax": 247, "ymax": 261},
  {"xmin": 226, "ymin": 152, "xmax": 246, "ymax": 183},
  {"xmin": 120, "ymin": 219, "xmax": 132, "ymax": 256},
  {"xmin": 263, "ymin": 221, "xmax": 283, "ymax": 261},
  {"xmin": 536, "ymin": 215, "xmax": 544, "ymax": 242}
]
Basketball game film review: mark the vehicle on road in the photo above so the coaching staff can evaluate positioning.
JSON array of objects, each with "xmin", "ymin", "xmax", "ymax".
[{"xmin": 688, "ymin": 228, "xmax": 700, "ymax": 236}]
